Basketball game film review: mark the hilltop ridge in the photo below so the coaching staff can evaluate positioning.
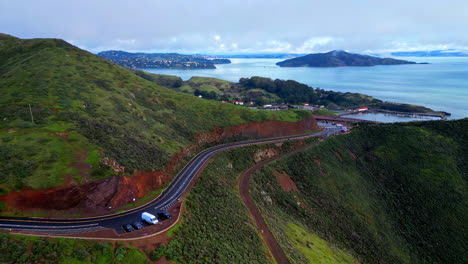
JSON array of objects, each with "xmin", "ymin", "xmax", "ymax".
[
  {"xmin": 277, "ymin": 50, "xmax": 417, "ymax": 67},
  {"xmin": 0, "ymin": 34, "xmax": 311, "ymax": 215}
]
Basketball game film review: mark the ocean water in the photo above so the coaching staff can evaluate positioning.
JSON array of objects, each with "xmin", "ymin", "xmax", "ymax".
[{"xmin": 141, "ymin": 57, "xmax": 468, "ymax": 119}]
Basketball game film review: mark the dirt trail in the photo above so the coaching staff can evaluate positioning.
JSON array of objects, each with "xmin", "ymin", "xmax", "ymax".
[{"xmin": 239, "ymin": 140, "xmax": 323, "ymax": 264}]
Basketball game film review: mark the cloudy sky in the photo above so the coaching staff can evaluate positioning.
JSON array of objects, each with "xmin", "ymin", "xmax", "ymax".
[{"xmin": 1, "ymin": 0, "xmax": 468, "ymax": 54}]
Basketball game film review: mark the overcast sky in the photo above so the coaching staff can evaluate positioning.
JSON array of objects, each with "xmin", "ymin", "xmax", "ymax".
[{"xmin": 1, "ymin": 0, "xmax": 468, "ymax": 54}]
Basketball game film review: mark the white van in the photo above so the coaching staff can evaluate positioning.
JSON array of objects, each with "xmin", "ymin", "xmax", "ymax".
[{"xmin": 141, "ymin": 212, "xmax": 159, "ymax": 224}]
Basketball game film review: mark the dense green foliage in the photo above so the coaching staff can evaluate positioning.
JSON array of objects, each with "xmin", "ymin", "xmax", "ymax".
[
  {"xmin": 153, "ymin": 142, "xmax": 310, "ymax": 263},
  {"xmin": 138, "ymin": 71, "xmax": 436, "ymax": 113},
  {"xmin": 154, "ymin": 146, "xmax": 278, "ymax": 263},
  {"xmin": 251, "ymin": 119, "xmax": 468, "ymax": 263},
  {"xmin": 0, "ymin": 35, "xmax": 305, "ymax": 192},
  {"xmin": 132, "ymin": 70, "xmax": 183, "ymax": 88},
  {"xmin": 0, "ymin": 234, "xmax": 149, "ymax": 264},
  {"xmin": 240, "ymin": 76, "xmax": 435, "ymax": 112},
  {"xmin": 276, "ymin": 50, "xmax": 416, "ymax": 67}
]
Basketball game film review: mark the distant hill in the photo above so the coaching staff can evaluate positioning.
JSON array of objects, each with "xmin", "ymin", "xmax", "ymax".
[
  {"xmin": 277, "ymin": 50, "xmax": 417, "ymax": 67},
  {"xmin": 392, "ymin": 49, "xmax": 468, "ymax": 57},
  {"xmin": 97, "ymin": 50, "xmax": 222, "ymax": 69},
  {"xmin": 136, "ymin": 72, "xmax": 440, "ymax": 114}
]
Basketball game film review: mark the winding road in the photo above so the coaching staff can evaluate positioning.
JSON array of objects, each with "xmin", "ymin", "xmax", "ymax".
[{"xmin": 0, "ymin": 124, "xmax": 342, "ymax": 236}]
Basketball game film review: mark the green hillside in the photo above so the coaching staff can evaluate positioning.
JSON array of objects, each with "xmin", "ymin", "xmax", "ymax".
[
  {"xmin": 135, "ymin": 71, "xmax": 441, "ymax": 114},
  {"xmin": 0, "ymin": 35, "xmax": 306, "ymax": 193},
  {"xmin": 0, "ymin": 234, "xmax": 149, "ymax": 264},
  {"xmin": 251, "ymin": 119, "xmax": 468, "ymax": 263}
]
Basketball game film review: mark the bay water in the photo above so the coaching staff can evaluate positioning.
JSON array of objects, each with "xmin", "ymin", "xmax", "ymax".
[{"xmin": 141, "ymin": 57, "xmax": 468, "ymax": 120}]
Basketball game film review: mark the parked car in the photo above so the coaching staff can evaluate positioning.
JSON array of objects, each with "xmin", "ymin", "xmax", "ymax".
[
  {"xmin": 157, "ymin": 211, "xmax": 172, "ymax": 220},
  {"xmin": 122, "ymin": 224, "xmax": 135, "ymax": 232},
  {"xmin": 132, "ymin": 221, "xmax": 144, "ymax": 230},
  {"xmin": 142, "ymin": 212, "xmax": 159, "ymax": 224}
]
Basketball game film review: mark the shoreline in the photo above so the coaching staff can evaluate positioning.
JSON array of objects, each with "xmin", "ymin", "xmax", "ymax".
[{"xmin": 340, "ymin": 109, "xmax": 447, "ymax": 122}]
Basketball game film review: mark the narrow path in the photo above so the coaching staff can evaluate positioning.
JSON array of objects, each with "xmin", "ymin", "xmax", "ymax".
[{"xmin": 239, "ymin": 140, "xmax": 323, "ymax": 264}]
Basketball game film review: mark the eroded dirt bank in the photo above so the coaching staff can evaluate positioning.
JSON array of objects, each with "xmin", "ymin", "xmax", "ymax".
[{"xmin": 0, "ymin": 116, "xmax": 317, "ymax": 216}]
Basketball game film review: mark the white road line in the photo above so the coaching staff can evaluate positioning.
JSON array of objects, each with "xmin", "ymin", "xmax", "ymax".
[{"xmin": 0, "ymin": 223, "xmax": 99, "ymax": 229}]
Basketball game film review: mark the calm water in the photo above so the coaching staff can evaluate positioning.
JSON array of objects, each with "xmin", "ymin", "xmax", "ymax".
[
  {"xmin": 141, "ymin": 57, "xmax": 468, "ymax": 119},
  {"xmin": 344, "ymin": 112, "xmax": 441, "ymax": 123}
]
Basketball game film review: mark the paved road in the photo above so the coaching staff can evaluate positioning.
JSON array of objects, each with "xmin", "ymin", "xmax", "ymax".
[{"xmin": 0, "ymin": 125, "xmax": 342, "ymax": 235}]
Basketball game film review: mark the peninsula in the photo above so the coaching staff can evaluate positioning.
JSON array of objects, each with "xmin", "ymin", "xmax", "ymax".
[{"xmin": 98, "ymin": 50, "xmax": 230, "ymax": 69}]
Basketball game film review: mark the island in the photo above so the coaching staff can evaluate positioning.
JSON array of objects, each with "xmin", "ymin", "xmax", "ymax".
[
  {"xmin": 276, "ymin": 50, "xmax": 417, "ymax": 67},
  {"xmin": 98, "ymin": 50, "xmax": 220, "ymax": 69}
]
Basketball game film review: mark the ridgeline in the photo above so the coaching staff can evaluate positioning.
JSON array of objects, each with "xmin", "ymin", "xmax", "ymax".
[
  {"xmin": 277, "ymin": 50, "xmax": 417, "ymax": 67},
  {"xmin": 0, "ymin": 34, "xmax": 306, "ymax": 200}
]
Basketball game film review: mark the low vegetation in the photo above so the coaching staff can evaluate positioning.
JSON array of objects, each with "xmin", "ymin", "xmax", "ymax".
[
  {"xmin": 0, "ymin": 233, "xmax": 149, "ymax": 264},
  {"xmin": 149, "ymin": 141, "xmax": 311, "ymax": 263},
  {"xmin": 286, "ymin": 223, "xmax": 355, "ymax": 263},
  {"xmin": 250, "ymin": 119, "xmax": 468, "ymax": 263}
]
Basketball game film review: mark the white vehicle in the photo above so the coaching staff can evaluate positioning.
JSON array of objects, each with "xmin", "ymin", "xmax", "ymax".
[{"xmin": 141, "ymin": 212, "xmax": 159, "ymax": 224}]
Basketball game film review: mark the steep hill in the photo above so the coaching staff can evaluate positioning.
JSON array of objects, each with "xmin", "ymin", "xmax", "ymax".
[
  {"xmin": 251, "ymin": 119, "xmax": 468, "ymax": 263},
  {"xmin": 0, "ymin": 35, "xmax": 312, "ymax": 214},
  {"xmin": 277, "ymin": 50, "xmax": 417, "ymax": 67}
]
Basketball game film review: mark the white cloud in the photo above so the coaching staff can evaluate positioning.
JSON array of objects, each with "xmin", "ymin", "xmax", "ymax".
[{"xmin": 2, "ymin": 0, "xmax": 468, "ymax": 54}]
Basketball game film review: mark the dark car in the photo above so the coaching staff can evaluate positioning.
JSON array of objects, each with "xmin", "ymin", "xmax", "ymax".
[
  {"xmin": 157, "ymin": 211, "xmax": 172, "ymax": 220},
  {"xmin": 132, "ymin": 221, "xmax": 144, "ymax": 230},
  {"xmin": 122, "ymin": 224, "xmax": 135, "ymax": 232}
]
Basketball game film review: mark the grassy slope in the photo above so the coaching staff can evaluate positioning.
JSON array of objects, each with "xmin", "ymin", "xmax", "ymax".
[
  {"xmin": 251, "ymin": 119, "xmax": 468, "ymax": 263},
  {"xmin": 0, "ymin": 142, "xmax": 299, "ymax": 263},
  {"xmin": 0, "ymin": 233, "xmax": 149, "ymax": 264},
  {"xmin": 286, "ymin": 223, "xmax": 355, "ymax": 264},
  {"xmin": 0, "ymin": 35, "xmax": 306, "ymax": 192},
  {"xmin": 156, "ymin": 146, "xmax": 275, "ymax": 263},
  {"xmin": 150, "ymin": 140, "xmax": 319, "ymax": 263}
]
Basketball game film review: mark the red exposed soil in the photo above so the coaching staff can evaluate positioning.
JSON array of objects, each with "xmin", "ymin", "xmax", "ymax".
[
  {"xmin": 346, "ymin": 148, "xmax": 357, "ymax": 160},
  {"xmin": 313, "ymin": 158, "xmax": 327, "ymax": 176},
  {"xmin": 273, "ymin": 170, "xmax": 300, "ymax": 192},
  {"xmin": 0, "ymin": 116, "xmax": 318, "ymax": 216},
  {"xmin": 334, "ymin": 151, "xmax": 343, "ymax": 162}
]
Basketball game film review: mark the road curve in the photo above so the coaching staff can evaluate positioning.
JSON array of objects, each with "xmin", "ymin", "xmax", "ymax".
[{"xmin": 0, "ymin": 126, "xmax": 341, "ymax": 235}]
